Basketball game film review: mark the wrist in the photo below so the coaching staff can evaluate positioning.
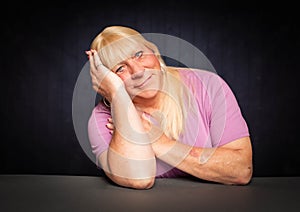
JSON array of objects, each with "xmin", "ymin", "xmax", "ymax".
[
  {"xmin": 107, "ymin": 84, "xmax": 126, "ymax": 103},
  {"xmin": 151, "ymin": 134, "xmax": 176, "ymax": 157}
]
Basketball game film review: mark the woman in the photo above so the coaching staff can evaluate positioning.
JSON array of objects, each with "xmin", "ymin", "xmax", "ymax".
[{"xmin": 86, "ymin": 25, "xmax": 253, "ymax": 189}]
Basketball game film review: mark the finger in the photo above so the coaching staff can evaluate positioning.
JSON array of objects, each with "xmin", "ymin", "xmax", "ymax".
[
  {"xmin": 92, "ymin": 85, "xmax": 99, "ymax": 93},
  {"xmin": 88, "ymin": 52, "xmax": 103, "ymax": 93},
  {"xmin": 90, "ymin": 50, "xmax": 114, "ymax": 92},
  {"xmin": 107, "ymin": 117, "xmax": 113, "ymax": 124},
  {"xmin": 91, "ymin": 77, "xmax": 99, "ymax": 90},
  {"xmin": 91, "ymin": 49, "xmax": 111, "ymax": 74},
  {"xmin": 89, "ymin": 55, "xmax": 101, "ymax": 91},
  {"xmin": 141, "ymin": 112, "xmax": 151, "ymax": 123},
  {"xmin": 90, "ymin": 49, "xmax": 102, "ymax": 67},
  {"xmin": 89, "ymin": 51, "xmax": 97, "ymax": 74},
  {"xmin": 86, "ymin": 50, "xmax": 93, "ymax": 62},
  {"xmin": 91, "ymin": 74, "xmax": 98, "ymax": 85},
  {"xmin": 90, "ymin": 68, "xmax": 98, "ymax": 84},
  {"xmin": 141, "ymin": 112, "xmax": 163, "ymax": 142},
  {"xmin": 149, "ymin": 110, "xmax": 164, "ymax": 127},
  {"xmin": 85, "ymin": 50, "xmax": 90, "ymax": 60},
  {"xmin": 106, "ymin": 123, "xmax": 114, "ymax": 130}
]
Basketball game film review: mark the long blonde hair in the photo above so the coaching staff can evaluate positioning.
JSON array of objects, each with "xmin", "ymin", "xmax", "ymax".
[{"xmin": 90, "ymin": 25, "xmax": 190, "ymax": 140}]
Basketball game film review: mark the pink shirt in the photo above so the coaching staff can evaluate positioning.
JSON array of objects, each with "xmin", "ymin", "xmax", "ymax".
[{"xmin": 88, "ymin": 68, "xmax": 250, "ymax": 178}]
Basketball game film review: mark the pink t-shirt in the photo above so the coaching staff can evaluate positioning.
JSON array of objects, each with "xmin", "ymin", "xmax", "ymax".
[{"xmin": 87, "ymin": 68, "xmax": 250, "ymax": 178}]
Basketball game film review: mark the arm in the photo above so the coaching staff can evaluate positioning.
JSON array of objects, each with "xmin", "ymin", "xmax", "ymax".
[
  {"xmin": 103, "ymin": 88, "xmax": 156, "ymax": 189},
  {"xmin": 152, "ymin": 135, "xmax": 253, "ymax": 185},
  {"xmin": 88, "ymin": 50, "xmax": 156, "ymax": 189},
  {"xmin": 106, "ymin": 111, "xmax": 252, "ymax": 185},
  {"xmin": 142, "ymin": 70, "xmax": 252, "ymax": 184}
]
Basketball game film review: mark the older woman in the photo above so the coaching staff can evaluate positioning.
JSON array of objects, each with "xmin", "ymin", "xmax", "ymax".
[{"xmin": 86, "ymin": 25, "xmax": 252, "ymax": 189}]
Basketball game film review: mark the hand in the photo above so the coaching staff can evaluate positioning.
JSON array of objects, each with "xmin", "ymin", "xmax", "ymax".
[
  {"xmin": 86, "ymin": 49, "xmax": 124, "ymax": 102},
  {"xmin": 106, "ymin": 117, "xmax": 114, "ymax": 135},
  {"xmin": 140, "ymin": 111, "xmax": 165, "ymax": 144},
  {"xmin": 105, "ymin": 110, "xmax": 165, "ymax": 144}
]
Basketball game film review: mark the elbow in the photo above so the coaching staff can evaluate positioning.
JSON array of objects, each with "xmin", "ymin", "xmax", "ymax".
[
  {"xmin": 234, "ymin": 165, "xmax": 253, "ymax": 185},
  {"xmin": 127, "ymin": 177, "xmax": 155, "ymax": 190},
  {"xmin": 107, "ymin": 172, "xmax": 155, "ymax": 189}
]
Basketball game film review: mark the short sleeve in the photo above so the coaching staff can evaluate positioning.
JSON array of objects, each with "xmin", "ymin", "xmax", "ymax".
[
  {"xmin": 179, "ymin": 68, "xmax": 250, "ymax": 148},
  {"xmin": 87, "ymin": 102, "xmax": 112, "ymax": 166},
  {"xmin": 209, "ymin": 74, "xmax": 250, "ymax": 147},
  {"xmin": 211, "ymin": 77, "xmax": 250, "ymax": 146}
]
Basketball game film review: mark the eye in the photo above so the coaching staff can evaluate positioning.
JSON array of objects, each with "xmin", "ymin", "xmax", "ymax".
[
  {"xmin": 134, "ymin": 51, "xmax": 143, "ymax": 58},
  {"xmin": 115, "ymin": 66, "xmax": 124, "ymax": 74}
]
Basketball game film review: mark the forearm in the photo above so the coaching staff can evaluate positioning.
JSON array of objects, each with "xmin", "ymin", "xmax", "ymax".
[
  {"xmin": 106, "ymin": 87, "xmax": 156, "ymax": 187},
  {"xmin": 152, "ymin": 136, "xmax": 252, "ymax": 185},
  {"xmin": 100, "ymin": 150, "xmax": 155, "ymax": 189}
]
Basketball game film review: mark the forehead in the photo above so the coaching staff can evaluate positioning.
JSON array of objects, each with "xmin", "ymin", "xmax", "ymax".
[
  {"xmin": 116, "ymin": 45, "xmax": 147, "ymax": 65},
  {"xmin": 100, "ymin": 38, "xmax": 146, "ymax": 66}
]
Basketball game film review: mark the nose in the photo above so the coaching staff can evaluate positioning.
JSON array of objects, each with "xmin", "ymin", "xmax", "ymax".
[{"xmin": 128, "ymin": 60, "xmax": 145, "ymax": 80}]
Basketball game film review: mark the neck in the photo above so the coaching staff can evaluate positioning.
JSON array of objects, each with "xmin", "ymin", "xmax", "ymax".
[{"xmin": 133, "ymin": 92, "xmax": 164, "ymax": 113}]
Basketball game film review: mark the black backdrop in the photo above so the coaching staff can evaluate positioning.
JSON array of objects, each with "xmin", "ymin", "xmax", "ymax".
[{"xmin": 1, "ymin": 1, "xmax": 299, "ymax": 177}]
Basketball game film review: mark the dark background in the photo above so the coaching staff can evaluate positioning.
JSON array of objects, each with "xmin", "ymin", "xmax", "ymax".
[{"xmin": 1, "ymin": 1, "xmax": 299, "ymax": 177}]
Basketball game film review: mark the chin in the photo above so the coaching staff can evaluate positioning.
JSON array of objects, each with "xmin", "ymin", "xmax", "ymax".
[{"xmin": 132, "ymin": 89, "xmax": 159, "ymax": 100}]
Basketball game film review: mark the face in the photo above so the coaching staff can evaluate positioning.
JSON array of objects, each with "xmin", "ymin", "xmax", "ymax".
[{"xmin": 111, "ymin": 46, "xmax": 163, "ymax": 101}]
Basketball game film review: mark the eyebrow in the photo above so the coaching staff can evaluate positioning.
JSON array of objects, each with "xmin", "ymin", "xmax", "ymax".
[
  {"xmin": 116, "ymin": 49, "xmax": 142, "ymax": 65},
  {"xmin": 112, "ymin": 45, "xmax": 149, "ymax": 69}
]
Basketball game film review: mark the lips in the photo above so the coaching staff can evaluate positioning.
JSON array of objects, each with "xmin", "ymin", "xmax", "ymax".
[{"xmin": 134, "ymin": 75, "xmax": 152, "ymax": 88}]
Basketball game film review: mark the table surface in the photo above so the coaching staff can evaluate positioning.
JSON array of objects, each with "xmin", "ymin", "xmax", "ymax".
[{"xmin": 1, "ymin": 175, "xmax": 299, "ymax": 212}]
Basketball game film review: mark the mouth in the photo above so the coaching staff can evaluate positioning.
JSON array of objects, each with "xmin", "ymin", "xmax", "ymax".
[{"xmin": 134, "ymin": 75, "xmax": 153, "ymax": 89}]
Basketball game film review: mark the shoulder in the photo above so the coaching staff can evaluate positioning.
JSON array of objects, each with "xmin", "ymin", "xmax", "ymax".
[
  {"xmin": 175, "ymin": 67, "xmax": 221, "ymax": 83},
  {"xmin": 92, "ymin": 100, "xmax": 111, "ymax": 115},
  {"xmin": 88, "ymin": 101, "xmax": 111, "ymax": 127},
  {"xmin": 174, "ymin": 67, "xmax": 226, "ymax": 91}
]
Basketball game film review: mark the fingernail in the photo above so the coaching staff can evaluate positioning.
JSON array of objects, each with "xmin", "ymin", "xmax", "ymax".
[{"xmin": 106, "ymin": 123, "xmax": 113, "ymax": 128}]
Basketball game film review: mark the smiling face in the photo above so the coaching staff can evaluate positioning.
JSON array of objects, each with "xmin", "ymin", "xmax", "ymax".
[
  {"xmin": 111, "ymin": 46, "xmax": 163, "ymax": 101},
  {"xmin": 94, "ymin": 29, "xmax": 166, "ymax": 105}
]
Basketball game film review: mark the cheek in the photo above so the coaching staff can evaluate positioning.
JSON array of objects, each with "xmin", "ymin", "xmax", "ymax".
[
  {"xmin": 118, "ymin": 73, "xmax": 130, "ymax": 82},
  {"xmin": 120, "ymin": 74, "xmax": 133, "ymax": 89},
  {"xmin": 116, "ymin": 74, "xmax": 133, "ymax": 91},
  {"xmin": 144, "ymin": 55, "xmax": 160, "ymax": 68}
]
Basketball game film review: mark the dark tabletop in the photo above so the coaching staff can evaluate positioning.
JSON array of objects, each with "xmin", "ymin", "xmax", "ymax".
[{"xmin": 0, "ymin": 175, "xmax": 299, "ymax": 212}]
